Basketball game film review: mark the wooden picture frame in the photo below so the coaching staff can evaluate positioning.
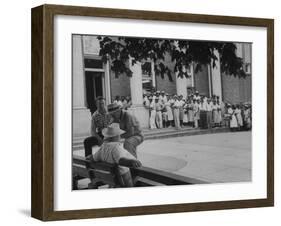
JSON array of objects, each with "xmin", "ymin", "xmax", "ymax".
[{"xmin": 31, "ymin": 4, "xmax": 274, "ymax": 221}]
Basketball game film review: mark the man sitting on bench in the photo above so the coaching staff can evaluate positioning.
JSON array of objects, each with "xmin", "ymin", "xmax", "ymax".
[{"xmin": 90, "ymin": 123, "xmax": 142, "ymax": 187}]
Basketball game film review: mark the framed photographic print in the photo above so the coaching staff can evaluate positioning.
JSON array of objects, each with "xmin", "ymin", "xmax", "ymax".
[{"xmin": 31, "ymin": 4, "xmax": 274, "ymax": 221}]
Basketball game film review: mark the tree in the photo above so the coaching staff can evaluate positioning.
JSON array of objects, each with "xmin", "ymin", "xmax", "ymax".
[{"xmin": 97, "ymin": 36, "xmax": 247, "ymax": 82}]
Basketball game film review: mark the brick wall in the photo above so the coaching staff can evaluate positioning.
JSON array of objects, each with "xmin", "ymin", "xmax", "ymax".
[
  {"xmin": 221, "ymin": 73, "xmax": 251, "ymax": 104},
  {"xmin": 194, "ymin": 65, "xmax": 209, "ymax": 96},
  {"xmin": 110, "ymin": 70, "xmax": 131, "ymax": 102},
  {"xmin": 155, "ymin": 53, "xmax": 177, "ymax": 94}
]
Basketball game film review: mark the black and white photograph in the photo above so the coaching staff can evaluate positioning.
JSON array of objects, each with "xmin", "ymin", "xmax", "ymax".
[{"xmin": 72, "ymin": 34, "xmax": 252, "ymax": 190}]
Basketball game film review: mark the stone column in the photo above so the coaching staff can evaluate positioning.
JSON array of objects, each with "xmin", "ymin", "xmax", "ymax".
[
  {"xmin": 210, "ymin": 50, "xmax": 222, "ymax": 101},
  {"xmin": 104, "ymin": 57, "xmax": 111, "ymax": 105},
  {"xmin": 72, "ymin": 35, "xmax": 91, "ymax": 137},
  {"xmin": 176, "ymin": 66, "xmax": 189, "ymax": 98},
  {"xmin": 127, "ymin": 58, "xmax": 149, "ymax": 128},
  {"xmin": 151, "ymin": 61, "xmax": 156, "ymax": 89}
]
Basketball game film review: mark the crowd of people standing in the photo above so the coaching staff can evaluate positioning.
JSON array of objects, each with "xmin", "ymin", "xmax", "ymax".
[{"xmin": 142, "ymin": 90, "xmax": 252, "ymax": 131}]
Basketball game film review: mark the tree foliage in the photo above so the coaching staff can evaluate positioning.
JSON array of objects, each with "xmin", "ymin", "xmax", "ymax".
[{"xmin": 97, "ymin": 36, "xmax": 246, "ymax": 81}]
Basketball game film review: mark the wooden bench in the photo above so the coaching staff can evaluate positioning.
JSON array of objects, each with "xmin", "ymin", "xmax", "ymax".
[
  {"xmin": 73, "ymin": 155, "xmax": 121, "ymax": 189},
  {"xmin": 72, "ymin": 155, "xmax": 207, "ymax": 189}
]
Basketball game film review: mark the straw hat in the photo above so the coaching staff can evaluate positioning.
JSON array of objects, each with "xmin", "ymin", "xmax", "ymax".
[
  {"xmin": 107, "ymin": 103, "xmax": 121, "ymax": 114},
  {"xmin": 102, "ymin": 123, "xmax": 125, "ymax": 138}
]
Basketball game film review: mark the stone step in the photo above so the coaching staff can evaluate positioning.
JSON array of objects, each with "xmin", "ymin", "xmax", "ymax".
[{"xmin": 72, "ymin": 127, "xmax": 230, "ymax": 151}]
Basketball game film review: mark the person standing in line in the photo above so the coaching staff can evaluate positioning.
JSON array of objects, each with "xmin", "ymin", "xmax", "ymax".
[
  {"xmin": 235, "ymin": 104, "xmax": 243, "ymax": 130},
  {"xmin": 216, "ymin": 99, "xmax": 223, "ymax": 127},
  {"xmin": 206, "ymin": 98, "xmax": 213, "ymax": 129},
  {"xmin": 228, "ymin": 104, "xmax": 238, "ymax": 131},
  {"xmin": 169, "ymin": 95, "xmax": 175, "ymax": 127},
  {"xmin": 113, "ymin": 96, "xmax": 123, "ymax": 108},
  {"xmin": 107, "ymin": 103, "xmax": 144, "ymax": 158},
  {"xmin": 193, "ymin": 99, "xmax": 200, "ymax": 128},
  {"xmin": 243, "ymin": 104, "xmax": 252, "ymax": 130},
  {"xmin": 155, "ymin": 97, "xmax": 164, "ymax": 129},
  {"xmin": 121, "ymin": 96, "xmax": 128, "ymax": 109},
  {"xmin": 182, "ymin": 99, "xmax": 189, "ymax": 126},
  {"xmin": 193, "ymin": 90, "xmax": 201, "ymax": 101},
  {"xmin": 159, "ymin": 91, "xmax": 167, "ymax": 104},
  {"xmin": 172, "ymin": 95, "xmax": 181, "ymax": 129},
  {"xmin": 187, "ymin": 98, "xmax": 194, "ymax": 127},
  {"xmin": 164, "ymin": 94, "xmax": 174, "ymax": 128},
  {"xmin": 149, "ymin": 97, "xmax": 157, "ymax": 129},
  {"xmin": 178, "ymin": 95, "xmax": 185, "ymax": 127},
  {"xmin": 212, "ymin": 100, "xmax": 219, "ymax": 127},
  {"xmin": 83, "ymin": 96, "xmax": 113, "ymax": 157}
]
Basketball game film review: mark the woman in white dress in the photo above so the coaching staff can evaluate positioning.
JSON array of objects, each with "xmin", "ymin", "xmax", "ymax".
[
  {"xmin": 149, "ymin": 99, "xmax": 157, "ymax": 129},
  {"xmin": 212, "ymin": 100, "xmax": 219, "ymax": 127},
  {"xmin": 187, "ymin": 99, "xmax": 194, "ymax": 127},
  {"xmin": 193, "ymin": 99, "xmax": 200, "ymax": 128},
  {"xmin": 216, "ymin": 100, "xmax": 223, "ymax": 126},
  {"xmin": 234, "ymin": 105, "xmax": 243, "ymax": 129},
  {"xmin": 228, "ymin": 105, "xmax": 238, "ymax": 131},
  {"xmin": 172, "ymin": 95, "xmax": 181, "ymax": 129},
  {"xmin": 165, "ymin": 95, "xmax": 174, "ymax": 127},
  {"xmin": 182, "ymin": 99, "xmax": 189, "ymax": 125}
]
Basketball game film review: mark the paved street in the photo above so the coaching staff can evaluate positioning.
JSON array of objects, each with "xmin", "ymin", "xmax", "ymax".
[
  {"xmin": 137, "ymin": 131, "xmax": 251, "ymax": 183},
  {"xmin": 74, "ymin": 131, "xmax": 251, "ymax": 184}
]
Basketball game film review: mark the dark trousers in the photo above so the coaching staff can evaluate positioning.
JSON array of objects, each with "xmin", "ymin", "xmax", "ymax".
[{"xmin": 83, "ymin": 133, "xmax": 103, "ymax": 157}]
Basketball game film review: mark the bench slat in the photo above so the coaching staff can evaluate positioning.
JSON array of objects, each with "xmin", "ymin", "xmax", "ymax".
[
  {"xmin": 73, "ymin": 165, "xmax": 89, "ymax": 178},
  {"xmin": 90, "ymin": 170, "xmax": 118, "ymax": 186},
  {"xmin": 131, "ymin": 166, "xmax": 207, "ymax": 185}
]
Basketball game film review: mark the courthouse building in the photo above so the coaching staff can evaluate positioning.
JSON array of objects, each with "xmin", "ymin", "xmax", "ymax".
[{"xmin": 72, "ymin": 35, "xmax": 252, "ymax": 137}]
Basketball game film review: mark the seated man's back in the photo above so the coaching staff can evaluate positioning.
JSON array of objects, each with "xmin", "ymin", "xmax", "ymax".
[{"xmin": 93, "ymin": 141, "xmax": 135, "ymax": 176}]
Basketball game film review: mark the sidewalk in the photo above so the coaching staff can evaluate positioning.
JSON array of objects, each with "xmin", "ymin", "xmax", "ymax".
[
  {"xmin": 73, "ymin": 131, "xmax": 251, "ymax": 184},
  {"xmin": 137, "ymin": 131, "xmax": 251, "ymax": 183}
]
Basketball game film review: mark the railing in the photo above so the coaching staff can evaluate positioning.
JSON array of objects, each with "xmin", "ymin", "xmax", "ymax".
[{"xmin": 72, "ymin": 155, "xmax": 207, "ymax": 189}]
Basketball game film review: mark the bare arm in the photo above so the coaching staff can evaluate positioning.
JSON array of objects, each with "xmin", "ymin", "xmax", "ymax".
[
  {"xmin": 118, "ymin": 158, "xmax": 142, "ymax": 168},
  {"xmin": 91, "ymin": 118, "xmax": 103, "ymax": 145}
]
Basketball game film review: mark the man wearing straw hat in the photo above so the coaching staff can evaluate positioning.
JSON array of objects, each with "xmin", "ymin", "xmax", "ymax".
[
  {"xmin": 91, "ymin": 123, "xmax": 142, "ymax": 187},
  {"xmin": 107, "ymin": 103, "xmax": 144, "ymax": 158}
]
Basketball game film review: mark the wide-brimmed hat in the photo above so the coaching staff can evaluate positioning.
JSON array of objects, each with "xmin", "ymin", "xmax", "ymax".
[
  {"xmin": 107, "ymin": 103, "xmax": 121, "ymax": 114},
  {"xmin": 102, "ymin": 123, "xmax": 125, "ymax": 138}
]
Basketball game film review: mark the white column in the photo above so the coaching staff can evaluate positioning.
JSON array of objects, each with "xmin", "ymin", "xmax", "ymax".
[
  {"xmin": 73, "ymin": 35, "xmax": 86, "ymax": 108},
  {"xmin": 176, "ymin": 66, "xmax": 188, "ymax": 98},
  {"xmin": 128, "ymin": 57, "xmax": 149, "ymax": 128},
  {"xmin": 129, "ymin": 58, "xmax": 143, "ymax": 105},
  {"xmin": 104, "ymin": 57, "xmax": 111, "ymax": 105},
  {"xmin": 210, "ymin": 50, "xmax": 222, "ymax": 101},
  {"xmin": 72, "ymin": 35, "xmax": 91, "ymax": 137},
  {"xmin": 151, "ymin": 61, "xmax": 156, "ymax": 88}
]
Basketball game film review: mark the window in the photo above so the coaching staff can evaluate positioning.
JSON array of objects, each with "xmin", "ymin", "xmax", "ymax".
[
  {"xmin": 141, "ymin": 62, "xmax": 155, "ymax": 94},
  {"xmin": 245, "ymin": 63, "xmax": 251, "ymax": 74}
]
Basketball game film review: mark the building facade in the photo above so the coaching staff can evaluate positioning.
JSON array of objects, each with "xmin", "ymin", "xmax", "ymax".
[{"xmin": 72, "ymin": 35, "xmax": 252, "ymax": 138}]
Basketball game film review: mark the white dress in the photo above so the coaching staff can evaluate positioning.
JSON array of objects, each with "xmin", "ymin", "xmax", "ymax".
[
  {"xmin": 228, "ymin": 108, "xmax": 238, "ymax": 128},
  {"xmin": 183, "ymin": 103, "xmax": 188, "ymax": 123},
  {"xmin": 165, "ymin": 101, "xmax": 173, "ymax": 121},
  {"xmin": 235, "ymin": 108, "xmax": 243, "ymax": 126}
]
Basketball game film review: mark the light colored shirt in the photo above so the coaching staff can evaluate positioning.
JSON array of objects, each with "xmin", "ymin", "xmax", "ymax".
[
  {"xmin": 206, "ymin": 103, "xmax": 213, "ymax": 111},
  {"xmin": 173, "ymin": 100, "xmax": 181, "ymax": 108},
  {"xmin": 119, "ymin": 110, "xmax": 143, "ymax": 139},
  {"xmin": 114, "ymin": 100, "xmax": 123, "ymax": 107},
  {"xmin": 91, "ymin": 110, "xmax": 112, "ymax": 135},
  {"xmin": 93, "ymin": 141, "xmax": 136, "ymax": 175}
]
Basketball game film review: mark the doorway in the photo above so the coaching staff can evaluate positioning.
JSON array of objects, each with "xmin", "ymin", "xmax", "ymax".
[{"xmin": 85, "ymin": 71, "xmax": 104, "ymax": 114}]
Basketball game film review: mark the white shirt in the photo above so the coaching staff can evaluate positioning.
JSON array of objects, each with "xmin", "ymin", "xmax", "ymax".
[
  {"xmin": 114, "ymin": 100, "xmax": 123, "ymax": 107},
  {"xmin": 93, "ymin": 141, "xmax": 136, "ymax": 175},
  {"xmin": 206, "ymin": 102, "xmax": 213, "ymax": 111}
]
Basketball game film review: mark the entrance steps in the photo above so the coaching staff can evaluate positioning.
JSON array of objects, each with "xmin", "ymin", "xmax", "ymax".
[{"xmin": 72, "ymin": 126, "xmax": 230, "ymax": 151}]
